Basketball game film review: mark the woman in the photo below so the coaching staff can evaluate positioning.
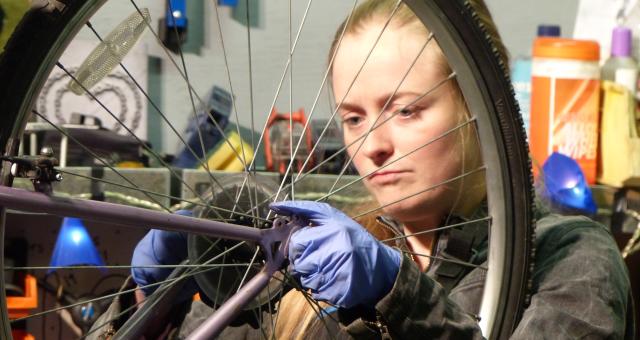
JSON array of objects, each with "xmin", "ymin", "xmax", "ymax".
[{"xmin": 132, "ymin": 0, "xmax": 633, "ymax": 338}]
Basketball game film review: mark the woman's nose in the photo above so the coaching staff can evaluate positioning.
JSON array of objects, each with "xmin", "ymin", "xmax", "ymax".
[{"xmin": 360, "ymin": 121, "xmax": 393, "ymax": 166}]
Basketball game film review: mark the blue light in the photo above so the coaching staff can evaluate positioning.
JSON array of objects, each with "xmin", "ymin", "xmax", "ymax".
[
  {"xmin": 70, "ymin": 229, "xmax": 83, "ymax": 245},
  {"xmin": 166, "ymin": 0, "xmax": 187, "ymax": 28},
  {"xmin": 48, "ymin": 217, "xmax": 106, "ymax": 274},
  {"xmin": 541, "ymin": 152, "xmax": 597, "ymax": 214}
]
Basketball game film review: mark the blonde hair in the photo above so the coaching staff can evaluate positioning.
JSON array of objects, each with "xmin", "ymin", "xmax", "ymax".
[{"xmin": 274, "ymin": 0, "xmax": 507, "ymax": 337}]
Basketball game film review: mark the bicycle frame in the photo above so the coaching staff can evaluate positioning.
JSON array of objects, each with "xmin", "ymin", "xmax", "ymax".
[{"xmin": 0, "ymin": 185, "xmax": 301, "ymax": 339}]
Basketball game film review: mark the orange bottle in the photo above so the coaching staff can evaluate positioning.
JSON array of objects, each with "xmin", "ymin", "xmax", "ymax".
[{"xmin": 529, "ymin": 38, "xmax": 600, "ymax": 184}]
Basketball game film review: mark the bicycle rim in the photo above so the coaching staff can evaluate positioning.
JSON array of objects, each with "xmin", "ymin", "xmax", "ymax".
[{"xmin": 0, "ymin": 0, "xmax": 533, "ymax": 339}]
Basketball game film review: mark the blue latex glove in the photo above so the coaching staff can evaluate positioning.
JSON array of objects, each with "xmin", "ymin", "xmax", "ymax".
[
  {"xmin": 131, "ymin": 210, "xmax": 197, "ymax": 300},
  {"xmin": 269, "ymin": 201, "xmax": 401, "ymax": 308}
]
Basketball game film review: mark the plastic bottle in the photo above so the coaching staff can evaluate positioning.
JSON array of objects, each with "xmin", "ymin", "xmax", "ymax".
[
  {"xmin": 529, "ymin": 38, "xmax": 601, "ymax": 184},
  {"xmin": 599, "ymin": 26, "xmax": 640, "ymax": 188},
  {"xmin": 601, "ymin": 26, "xmax": 637, "ymax": 94},
  {"xmin": 511, "ymin": 25, "xmax": 561, "ymax": 139}
]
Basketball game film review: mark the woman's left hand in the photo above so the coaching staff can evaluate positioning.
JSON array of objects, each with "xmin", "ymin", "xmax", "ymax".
[
  {"xmin": 269, "ymin": 200, "xmax": 401, "ymax": 309},
  {"xmin": 131, "ymin": 210, "xmax": 197, "ymax": 301}
]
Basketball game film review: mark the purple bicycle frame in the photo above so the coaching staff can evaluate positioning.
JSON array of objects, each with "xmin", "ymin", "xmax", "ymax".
[{"xmin": 0, "ymin": 186, "xmax": 301, "ymax": 339}]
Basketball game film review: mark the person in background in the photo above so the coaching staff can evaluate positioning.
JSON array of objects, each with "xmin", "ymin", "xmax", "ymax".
[{"xmin": 131, "ymin": 0, "xmax": 633, "ymax": 338}]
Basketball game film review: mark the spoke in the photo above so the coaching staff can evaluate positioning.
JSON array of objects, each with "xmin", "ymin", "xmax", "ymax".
[
  {"xmin": 33, "ymin": 110, "xmax": 171, "ymax": 212},
  {"xmin": 130, "ymin": 0, "xmax": 248, "ymax": 168},
  {"xmin": 288, "ymin": 0, "xmax": 294, "ymax": 201},
  {"xmin": 209, "ymin": 0, "xmax": 261, "ymax": 225},
  {"xmin": 232, "ymin": 0, "xmax": 315, "ymax": 221},
  {"xmin": 243, "ymin": 0, "xmax": 256, "ymax": 161},
  {"xmin": 212, "ymin": 248, "xmax": 227, "ymax": 311},
  {"xmin": 12, "ymin": 241, "xmax": 247, "ymax": 323},
  {"xmin": 318, "ymin": 117, "xmax": 474, "ymax": 201},
  {"xmin": 235, "ymin": 247, "xmax": 260, "ymax": 293},
  {"xmin": 57, "ymin": 169, "xmax": 270, "ymax": 222},
  {"xmin": 265, "ymin": 274, "xmax": 275, "ymax": 339},
  {"xmin": 220, "ymin": 175, "xmax": 260, "ymax": 230},
  {"xmin": 402, "ymin": 250, "xmax": 488, "ymax": 270},
  {"xmin": 292, "ymin": 0, "xmax": 359, "ymax": 177},
  {"xmin": 6, "ymin": 263, "xmax": 261, "ymax": 271},
  {"xmin": 382, "ymin": 216, "xmax": 492, "ymax": 243},
  {"xmin": 164, "ymin": 0, "xmax": 242, "ymax": 213},
  {"xmin": 244, "ymin": 0, "xmax": 260, "ymax": 230},
  {"xmin": 239, "ymin": 0, "xmax": 316, "ymax": 174},
  {"xmin": 352, "ymin": 166, "xmax": 487, "ymax": 219},
  {"xmin": 12, "ymin": 274, "xmax": 178, "ymax": 323},
  {"xmin": 210, "ymin": 0, "xmax": 247, "ymax": 167}
]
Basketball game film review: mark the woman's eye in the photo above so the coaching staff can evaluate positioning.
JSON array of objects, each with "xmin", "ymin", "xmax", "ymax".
[
  {"xmin": 393, "ymin": 106, "xmax": 419, "ymax": 119},
  {"xmin": 342, "ymin": 115, "xmax": 363, "ymax": 127},
  {"xmin": 396, "ymin": 107, "xmax": 414, "ymax": 117}
]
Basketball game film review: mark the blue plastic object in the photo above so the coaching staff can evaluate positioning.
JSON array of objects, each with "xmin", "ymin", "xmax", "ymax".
[
  {"xmin": 270, "ymin": 200, "xmax": 401, "ymax": 308},
  {"xmin": 48, "ymin": 217, "xmax": 105, "ymax": 274},
  {"xmin": 219, "ymin": 0, "xmax": 239, "ymax": 6},
  {"xmin": 166, "ymin": 0, "xmax": 187, "ymax": 28},
  {"xmin": 541, "ymin": 152, "xmax": 597, "ymax": 214}
]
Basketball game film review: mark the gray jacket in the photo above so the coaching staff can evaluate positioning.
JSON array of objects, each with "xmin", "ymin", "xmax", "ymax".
[
  {"xmin": 343, "ymin": 213, "xmax": 634, "ymax": 339},
  {"xmin": 175, "ymin": 213, "xmax": 633, "ymax": 339}
]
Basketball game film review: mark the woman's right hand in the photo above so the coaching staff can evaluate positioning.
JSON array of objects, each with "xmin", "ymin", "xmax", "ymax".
[{"xmin": 270, "ymin": 200, "xmax": 401, "ymax": 309}]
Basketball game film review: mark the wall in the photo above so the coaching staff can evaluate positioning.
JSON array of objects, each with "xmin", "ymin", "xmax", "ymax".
[
  {"xmin": 51, "ymin": 0, "xmax": 585, "ymax": 158},
  {"xmin": 486, "ymin": 0, "xmax": 580, "ymax": 59},
  {"xmin": 71, "ymin": 0, "xmax": 351, "ymax": 159}
]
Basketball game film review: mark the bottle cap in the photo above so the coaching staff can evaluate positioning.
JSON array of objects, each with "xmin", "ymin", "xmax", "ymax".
[
  {"xmin": 537, "ymin": 25, "xmax": 561, "ymax": 37},
  {"xmin": 533, "ymin": 37, "xmax": 600, "ymax": 61},
  {"xmin": 611, "ymin": 26, "xmax": 632, "ymax": 57}
]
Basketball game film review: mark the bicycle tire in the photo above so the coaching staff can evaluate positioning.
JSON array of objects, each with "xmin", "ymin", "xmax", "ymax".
[
  {"xmin": 404, "ymin": 0, "xmax": 535, "ymax": 337},
  {"xmin": 0, "ymin": 0, "xmax": 534, "ymax": 339}
]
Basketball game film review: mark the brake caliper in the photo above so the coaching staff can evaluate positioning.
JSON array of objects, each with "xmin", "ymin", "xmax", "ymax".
[{"xmin": 2, "ymin": 146, "xmax": 62, "ymax": 194}]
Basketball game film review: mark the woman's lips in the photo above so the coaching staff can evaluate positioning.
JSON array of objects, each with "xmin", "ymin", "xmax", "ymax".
[{"xmin": 368, "ymin": 170, "xmax": 406, "ymax": 184}]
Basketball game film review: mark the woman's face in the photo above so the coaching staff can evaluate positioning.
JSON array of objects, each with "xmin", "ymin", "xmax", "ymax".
[{"xmin": 332, "ymin": 22, "xmax": 465, "ymax": 227}]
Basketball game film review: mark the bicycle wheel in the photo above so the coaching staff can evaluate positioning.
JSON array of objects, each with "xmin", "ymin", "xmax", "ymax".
[{"xmin": 0, "ymin": 0, "xmax": 534, "ymax": 339}]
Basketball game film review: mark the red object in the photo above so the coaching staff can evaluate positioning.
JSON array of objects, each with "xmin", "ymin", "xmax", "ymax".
[
  {"xmin": 8, "ymin": 274, "xmax": 38, "ymax": 339},
  {"xmin": 7, "ymin": 274, "xmax": 38, "ymax": 319},
  {"xmin": 11, "ymin": 330, "xmax": 35, "ymax": 340},
  {"xmin": 264, "ymin": 108, "xmax": 314, "ymax": 174}
]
